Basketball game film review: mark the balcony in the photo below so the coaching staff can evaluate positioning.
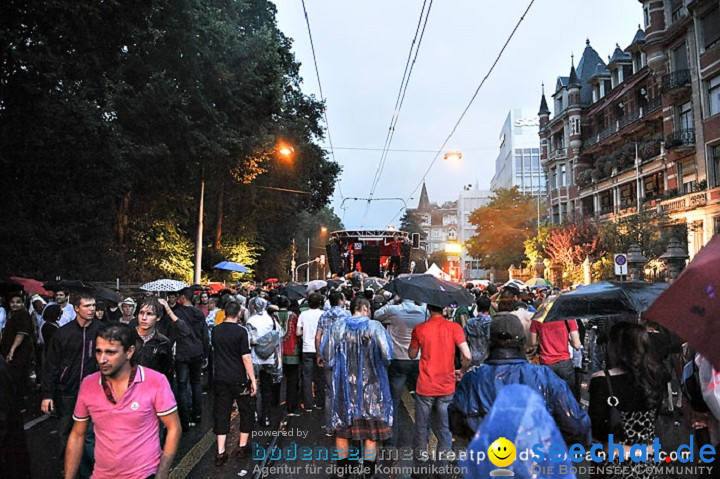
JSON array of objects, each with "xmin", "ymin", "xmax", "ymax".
[
  {"xmin": 658, "ymin": 190, "xmax": 707, "ymax": 214},
  {"xmin": 549, "ymin": 148, "xmax": 567, "ymax": 161},
  {"xmin": 665, "ymin": 128, "xmax": 695, "ymax": 149},
  {"xmin": 661, "ymin": 69, "xmax": 691, "ymax": 94}
]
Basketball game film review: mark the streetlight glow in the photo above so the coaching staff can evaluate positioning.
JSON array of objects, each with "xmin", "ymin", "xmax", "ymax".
[
  {"xmin": 320, "ymin": 226, "xmax": 328, "ymax": 234},
  {"xmin": 443, "ymin": 151, "xmax": 462, "ymax": 161},
  {"xmin": 278, "ymin": 145, "xmax": 294, "ymax": 157}
]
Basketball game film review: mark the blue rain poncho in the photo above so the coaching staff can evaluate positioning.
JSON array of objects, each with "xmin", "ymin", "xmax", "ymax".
[
  {"xmin": 463, "ymin": 314, "xmax": 492, "ymax": 366},
  {"xmin": 321, "ymin": 315, "xmax": 394, "ymax": 431},
  {"xmin": 461, "ymin": 384, "xmax": 576, "ymax": 479},
  {"xmin": 453, "ymin": 358, "xmax": 591, "ymax": 446}
]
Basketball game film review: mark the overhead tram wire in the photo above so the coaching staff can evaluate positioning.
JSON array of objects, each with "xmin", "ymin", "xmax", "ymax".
[
  {"xmin": 360, "ymin": 0, "xmax": 434, "ymax": 227},
  {"xmin": 388, "ymin": 0, "xmax": 537, "ymax": 226},
  {"xmin": 300, "ymin": 0, "xmax": 346, "ymax": 213}
]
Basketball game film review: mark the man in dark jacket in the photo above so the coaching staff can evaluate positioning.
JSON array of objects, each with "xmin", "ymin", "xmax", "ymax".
[
  {"xmin": 174, "ymin": 288, "xmax": 209, "ymax": 430},
  {"xmin": 452, "ymin": 313, "xmax": 591, "ymax": 446},
  {"xmin": 41, "ymin": 291, "xmax": 101, "ymax": 478},
  {"xmin": 132, "ymin": 297, "xmax": 174, "ymax": 381}
]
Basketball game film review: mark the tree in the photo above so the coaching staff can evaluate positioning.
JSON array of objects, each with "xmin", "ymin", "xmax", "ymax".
[
  {"xmin": 399, "ymin": 210, "xmax": 426, "ymax": 239},
  {"xmin": 543, "ymin": 219, "xmax": 603, "ymax": 283},
  {"xmin": 428, "ymin": 251, "xmax": 448, "ymax": 269},
  {"xmin": 524, "ymin": 222, "xmax": 556, "ymax": 266},
  {"xmin": 0, "ymin": 0, "xmax": 340, "ymax": 281},
  {"xmin": 466, "ymin": 187, "xmax": 537, "ymax": 270},
  {"xmin": 598, "ymin": 211, "xmax": 687, "ymax": 262}
]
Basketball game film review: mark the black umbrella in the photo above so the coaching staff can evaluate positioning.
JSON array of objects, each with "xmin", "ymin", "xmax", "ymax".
[
  {"xmin": 384, "ymin": 274, "xmax": 474, "ymax": 307},
  {"xmin": 326, "ymin": 278, "xmax": 345, "ymax": 290},
  {"xmin": 281, "ymin": 283, "xmax": 308, "ymax": 301},
  {"xmin": 89, "ymin": 283, "xmax": 121, "ymax": 304},
  {"xmin": 364, "ymin": 277, "xmax": 387, "ymax": 291},
  {"xmin": 43, "ymin": 279, "xmax": 93, "ymax": 292},
  {"xmin": 534, "ymin": 281, "xmax": 669, "ymax": 323}
]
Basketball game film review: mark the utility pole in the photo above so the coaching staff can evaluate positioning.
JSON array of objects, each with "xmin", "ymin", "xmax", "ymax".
[
  {"xmin": 306, "ymin": 237, "xmax": 310, "ymax": 283},
  {"xmin": 291, "ymin": 238, "xmax": 296, "ymax": 282},
  {"xmin": 194, "ymin": 175, "xmax": 205, "ymax": 284},
  {"xmin": 635, "ymin": 142, "xmax": 642, "ymax": 214}
]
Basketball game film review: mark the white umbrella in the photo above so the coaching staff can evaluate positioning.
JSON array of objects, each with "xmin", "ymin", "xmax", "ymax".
[
  {"xmin": 306, "ymin": 280, "xmax": 327, "ymax": 293},
  {"xmin": 140, "ymin": 279, "xmax": 189, "ymax": 292}
]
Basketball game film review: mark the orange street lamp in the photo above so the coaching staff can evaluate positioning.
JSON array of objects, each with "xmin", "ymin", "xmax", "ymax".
[
  {"xmin": 443, "ymin": 151, "xmax": 462, "ymax": 161},
  {"xmin": 277, "ymin": 145, "xmax": 294, "ymax": 157},
  {"xmin": 320, "ymin": 226, "xmax": 328, "ymax": 234}
]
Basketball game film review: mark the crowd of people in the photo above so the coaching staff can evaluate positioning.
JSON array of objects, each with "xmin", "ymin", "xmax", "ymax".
[{"xmin": 1, "ymin": 277, "xmax": 720, "ymax": 479}]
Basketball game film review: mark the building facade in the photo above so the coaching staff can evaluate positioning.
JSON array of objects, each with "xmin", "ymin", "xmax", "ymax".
[
  {"xmin": 457, "ymin": 184, "xmax": 493, "ymax": 279},
  {"xmin": 490, "ymin": 109, "xmax": 546, "ymax": 196},
  {"xmin": 539, "ymin": 0, "xmax": 720, "ymax": 259}
]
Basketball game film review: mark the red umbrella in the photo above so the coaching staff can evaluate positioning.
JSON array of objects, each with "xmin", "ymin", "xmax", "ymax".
[
  {"xmin": 644, "ymin": 235, "xmax": 720, "ymax": 370},
  {"xmin": 264, "ymin": 278, "xmax": 279, "ymax": 285},
  {"xmin": 11, "ymin": 276, "xmax": 53, "ymax": 296}
]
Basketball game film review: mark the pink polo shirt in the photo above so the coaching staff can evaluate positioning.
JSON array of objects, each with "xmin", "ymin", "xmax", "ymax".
[{"xmin": 73, "ymin": 366, "xmax": 177, "ymax": 479}]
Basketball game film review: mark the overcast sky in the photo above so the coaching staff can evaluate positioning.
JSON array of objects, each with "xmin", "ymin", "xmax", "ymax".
[{"xmin": 274, "ymin": 1, "xmax": 644, "ymax": 230}]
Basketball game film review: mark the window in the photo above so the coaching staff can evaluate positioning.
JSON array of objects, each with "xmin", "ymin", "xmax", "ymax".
[
  {"xmin": 678, "ymin": 101, "xmax": 693, "ymax": 130},
  {"xmin": 644, "ymin": 172, "xmax": 665, "ymax": 199},
  {"xmin": 683, "ymin": 180, "xmax": 696, "ymax": 194},
  {"xmin": 714, "ymin": 216, "xmax": 720, "ymax": 235},
  {"xmin": 551, "ymin": 168, "xmax": 557, "ymax": 190},
  {"xmin": 701, "ymin": 6, "xmax": 720, "ymax": 50},
  {"xmin": 644, "ymin": 6, "xmax": 650, "ymax": 28},
  {"xmin": 670, "ymin": 0, "xmax": 687, "ymax": 23},
  {"xmin": 560, "ymin": 164, "xmax": 567, "ymax": 187},
  {"xmin": 672, "ymin": 43, "xmax": 688, "ymax": 71},
  {"xmin": 709, "ymin": 76, "xmax": 720, "ymax": 117},
  {"xmin": 515, "ymin": 155, "xmax": 522, "ymax": 169},
  {"xmin": 712, "ymin": 145, "xmax": 720, "ymax": 188},
  {"xmin": 571, "ymin": 118, "xmax": 581, "ymax": 135},
  {"xmin": 600, "ymin": 190, "xmax": 614, "ymax": 214}
]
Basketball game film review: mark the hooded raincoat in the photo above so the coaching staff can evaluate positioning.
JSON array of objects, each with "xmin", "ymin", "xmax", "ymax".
[
  {"xmin": 321, "ymin": 315, "xmax": 393, "ymax": 435},
  {"xmin": 453, "ymin": 357, "xmax": 591, "ymax": 446}
]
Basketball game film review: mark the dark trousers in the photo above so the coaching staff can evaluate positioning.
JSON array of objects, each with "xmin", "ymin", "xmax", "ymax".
[
  {"xmin": 301, "ymin": 353, "xmax": 324, "ymax": 410},
  {"xmin": 257, "ymin": 369, "xmax": 281, "ymax": 422},
  {"xmin": 57, "ymin": 395, "xmax": 94, "ymax": 478},
  {"xmin": 212, "ymin": 381, "xmax": 254, "ymax": 435},
  {"xmin": 283, "ymin": 363, "xmax": 300, "ymax": 413},
  {"xmin": 386, "ymin": 359, "xmax": 420, "ymax": 447},
  {"xmin": 175, "ymin": 355, "xmax": 204, "ymax": 427},
  {"xmin": 547, "ymin": 359, "xmax": 576, "ymax": 396}
]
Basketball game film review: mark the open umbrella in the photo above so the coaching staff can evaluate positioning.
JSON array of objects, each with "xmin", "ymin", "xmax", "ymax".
[
  {"xmin": 140, "ymin": 279, "xmax": 189, "ymax": 292},
  {"xmin": 306, "ymin": 280, "xmax": 327, "ymax": 294},
  {"xmin": 89, "ymin": 284, "xmax": 121, "ymax": 304},
  {"xmin": 263, "ymin": 278, "xmax": 279, "ymax": 285},
  {"xmin": 535, "ymin": 280, "xmax": 668, "ymax": 323},
  {"xmin": 363, "ymin": 277, "xmax": 387, "ymax": 291},
  {"xmin": 214, "ymin": 261, "xmax": 249, "ymax": 273},
  {"xmin": 43, "ymin": 279, "xmax": 93, "ymax": 292},
  {"xmin": 282, "ymin": 283, "xmax": 307, "ymax": 301},
  {"xmin": 326, "ymin": 278, "xmax": 345, "ymax": 289},
  {"xmin": 644, "ymin": 235, "xmax": 720, "ymax": 370},
  {"xmin": 525, "ymin": 277, "xmax": 553, "ymax": 288},
  {"xmin": 10, "ymin": 276, "xmax": 53, "ymax": 296},
  {"xmin": 384, "ymin": 274, "xmax": 474, "ymax": 307}
]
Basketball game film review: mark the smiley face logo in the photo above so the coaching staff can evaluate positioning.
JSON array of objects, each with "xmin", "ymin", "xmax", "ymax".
[{"xmin": 488, "ymin": 437, "xmax": 516, "ymax": 468}]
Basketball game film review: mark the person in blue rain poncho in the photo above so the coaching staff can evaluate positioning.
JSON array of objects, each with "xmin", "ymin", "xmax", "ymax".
[
  {"xmin": 451, "ymin": 313, "xmax": 591, "ymax": 447},
  {"xmin": 321, "ymin": 296, "xmax": 393, "ymax": 479},
  {"xmin": 461, "ymin": 384, "xmax": 577, "ymax": 479}
]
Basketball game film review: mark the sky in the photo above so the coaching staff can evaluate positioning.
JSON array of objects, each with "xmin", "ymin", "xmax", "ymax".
[{"xmin": 274, "ymin": 0, "xmax": 644, "ymax": 230}]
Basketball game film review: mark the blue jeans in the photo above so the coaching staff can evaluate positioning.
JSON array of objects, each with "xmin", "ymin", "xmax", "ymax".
[
  {"xmin": 176, "ymin": 355, "xmax": 204, "ymax": 427},
  {"xmin": 301, "ymin": 353, "xmax": 324, "ymax": 410},
  {"xmin": 386, "ymin": 359, "xmax": 419, "ymax": 446},
  {"xmin": 414, "ymin": 393, "xmax": 454, "ymax": 465}
]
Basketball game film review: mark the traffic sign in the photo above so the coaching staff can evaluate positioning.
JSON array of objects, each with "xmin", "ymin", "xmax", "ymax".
[{"xmin": 614, "ymin": 253, "xmax": 628, "ymax": 276}]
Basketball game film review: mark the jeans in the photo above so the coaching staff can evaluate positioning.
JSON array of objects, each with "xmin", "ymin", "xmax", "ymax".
[
  {"xmin": 324, "ymin": 367, "xmax": 333, "ymax": 429},
  {"xmin": 175, "ymin": 355, "xmax": 204, "ymax": 427},
  {"xmin": 386, "ymin": 359, "xmax": 419, "ymax": 446},
  {"xmin": 257, "ymin": 369, "xmax": 281, "ymax": 422},
  {"xmin": 547, "ymin": 359, "xmax": 576, "ymax": 396},
  {"xmin": 301, "ymin": 353, "xmax": 324, "ymax": 410},
  {"xmin": 57, "ymin": 395, "xmax": 95, "ymax": 478},
  {"xmin": 283, "ymin": 363, "xmax": 300, "ymax": 413},
  {"xmin": 414, "ymin": 393, "xmax": 454, "ymax": 466}
]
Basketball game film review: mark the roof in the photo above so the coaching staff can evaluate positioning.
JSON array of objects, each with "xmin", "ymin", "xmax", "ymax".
[
  {"xmin": 589, "ymin": 62, "xmax": 611, "ymax": 80},
  {"xmin": 539, "ymin": 91, "xmax": 550, "ymax": 115},
  {"xmin": 575, "ymin": 40, "xmax": 607, "ymax": 105},
  {"xmin": 568, "ymin": 64, "xmax": 580, "ymax": 87},
  {"xmin": 417, "ymin": 182, "xmax": 431, "ymax": 211},
  {"xmin": 627, "ymin": 26, "xmax": 646, "ymax": 50},
  {"xmin": 608, "ymin": 44, "xmax": 632, "ymax": 65}
]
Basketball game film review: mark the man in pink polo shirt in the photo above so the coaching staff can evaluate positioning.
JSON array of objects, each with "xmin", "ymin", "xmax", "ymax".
[{"xmin": 66, "ymin": 323, "xmax": 181, "ymax": 479}]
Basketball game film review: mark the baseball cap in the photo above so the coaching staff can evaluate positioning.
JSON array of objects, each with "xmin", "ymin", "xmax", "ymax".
[{"xmin": 490, "ymin": 313, "xmax": 526, "ymax": 345}]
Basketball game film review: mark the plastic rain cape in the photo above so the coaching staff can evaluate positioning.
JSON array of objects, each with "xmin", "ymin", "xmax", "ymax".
[
  {"xmin": 321, "ymin": 315, "xmax": 393, "ymax": 430},
  {"xmin": 462, "ymin": 384, "xmax": 576, "ymax": 479}
]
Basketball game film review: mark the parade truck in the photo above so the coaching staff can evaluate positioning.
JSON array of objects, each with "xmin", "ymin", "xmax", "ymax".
[{"xmin": 325, "ymin": 229, "xmax": 416, "ymax": 278}]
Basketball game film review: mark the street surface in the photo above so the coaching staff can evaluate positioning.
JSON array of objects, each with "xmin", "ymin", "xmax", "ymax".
[{"xmin": 21, "ymin": 374, "xmax": 706, "ymax": 479}]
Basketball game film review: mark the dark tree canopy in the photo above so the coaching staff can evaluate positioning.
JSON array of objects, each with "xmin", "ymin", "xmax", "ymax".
[{"xmin": 0, "ymin": 0, "xmax": 340, "ymax": 281}]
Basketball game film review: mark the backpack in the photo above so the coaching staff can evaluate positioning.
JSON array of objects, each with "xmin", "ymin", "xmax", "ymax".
[
  {"xmin": 681, "ymin": 356, "xmax": 709, "ymax": 413},
  {"xmin": 254, "ymin": 319, "xmax": 281, "ymax": 360}
]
